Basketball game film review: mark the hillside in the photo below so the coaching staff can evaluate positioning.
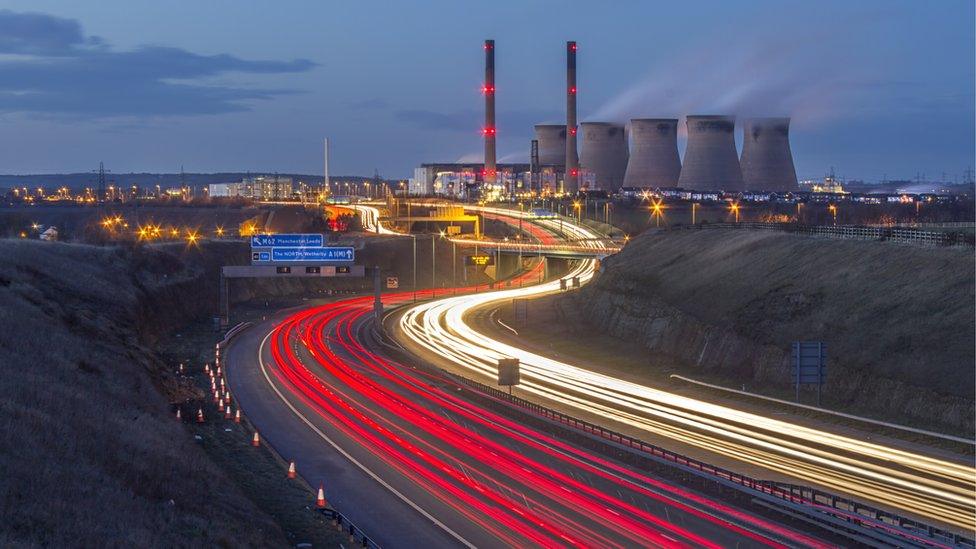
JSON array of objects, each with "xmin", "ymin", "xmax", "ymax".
[
  {"xmin": 568, "ymin": 229, "xmax": 975, "ymax": 433},
  {"xmin": 0, "ymin": 240, "xmax": 288, "ymax": 546}
]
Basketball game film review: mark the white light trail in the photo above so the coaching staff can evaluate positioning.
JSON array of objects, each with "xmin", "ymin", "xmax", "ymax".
[{"xmin": 395, "ymin": 208, "xmax": 976, "ymax": 532}]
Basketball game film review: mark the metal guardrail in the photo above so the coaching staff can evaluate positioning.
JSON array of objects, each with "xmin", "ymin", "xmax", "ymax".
[
  {"xmin": 686, "ymin": 221, "xmax": 975, "ymax": 247},
  {"xmin": 442, "ymin": 372, "xmax": 974, "ymax": 548}
]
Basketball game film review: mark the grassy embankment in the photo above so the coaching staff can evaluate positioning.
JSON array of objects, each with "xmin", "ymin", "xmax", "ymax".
[{"xmin": 535, "ymin": 229, "xmax": 975, "ymax": 435}]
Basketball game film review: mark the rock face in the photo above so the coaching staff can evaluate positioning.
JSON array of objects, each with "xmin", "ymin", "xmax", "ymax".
[{"xmin": 570, "ymin": 229, "xmax": 975, "ymax": 434}]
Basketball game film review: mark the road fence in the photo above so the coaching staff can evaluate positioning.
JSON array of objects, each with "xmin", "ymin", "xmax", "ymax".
[{"xmin": 681, "ymin": 221, "xmax": 974, "ymax": 247}]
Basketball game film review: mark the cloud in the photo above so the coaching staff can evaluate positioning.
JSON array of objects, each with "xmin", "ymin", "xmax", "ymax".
[{"xmin": 0, "ymin": 10, "xmax": 315, "ymax": 118}]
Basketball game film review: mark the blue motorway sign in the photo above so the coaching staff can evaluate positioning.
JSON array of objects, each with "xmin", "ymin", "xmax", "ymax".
[
  {"xmin": 792, "ymin": 341, "xmax": 827, "ymax": 385},
  {"xmin": 271, "ymin": 247, "xmax": 354, "ymax": 262},
  {"xmin": 250, "ymin": 233, "xmax": 324, "ymax": 248}
]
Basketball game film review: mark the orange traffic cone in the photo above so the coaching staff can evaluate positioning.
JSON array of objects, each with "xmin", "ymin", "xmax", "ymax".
[
  {"xmin": 287, "ymin": 461, "xmax": 296, "ymax": 479},
  {"xmin": 225, "ymin": 391, "xmax": 232, "ymax": 405},
  {"xmin": 196, "ymin": 408, "xmax": 204, "ymax": 423},
  {"xmin": 251, "ymin": 431, "xmax": 260, "ymax": 447},
  {"xmin": 316, "ymin": 485, "xmax": 326, "ymax": 508},
  {"xmin": 234, "ymin": 409, "xmax": 241, "ymax": 423},
  {"xmin": 217, "ymin": 398, "xmax": 224, "ymax": 413},
  {"xmin": 176, "ymin": 408, "xmax": 182, "ymax": 420},
  {"xmin": 224, "ymin": 406, "xmax": 232, "ymax": 419}
]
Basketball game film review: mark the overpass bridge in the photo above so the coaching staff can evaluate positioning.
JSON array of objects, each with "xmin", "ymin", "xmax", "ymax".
[{"xmin": 447, "ymin": 237, "xmax": 622, "ymax": 259}]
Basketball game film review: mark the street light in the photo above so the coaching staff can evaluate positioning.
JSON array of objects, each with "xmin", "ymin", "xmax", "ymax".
[
  {"xmin": 828, "ymin": 203, "xmax": 838, "ymax": 226},
  {"xmin": 573, "ymin": 201, "xmax": 581, "ymax": 224},
  {"xmin": 440, "ymin": 230, "xmax": 456, "ymax": 290},
  {"xmin": 691, "ymin": 202, "xmax": 698, "ymax": 226},
  {"xmin": 650, "ymin": 199, "xmax": 664, "ymax": 228},
  {"xmin": 410, "ymin": 234, "xmax": 417, "ymax": 302},
  {"xmin": 729, "ymin": 202, "xmax": 741, "ymax": 224}
]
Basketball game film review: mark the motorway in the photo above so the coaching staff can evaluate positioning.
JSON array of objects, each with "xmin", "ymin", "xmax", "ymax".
[
  {"xmin": 224, "ymin": 210, "xmax": 834, "ymax": 547},
  {"xmin": 391, "ymin": 207, "xmax": 976, "ymax": 538},
  {"xmin": 227, "ymin": 288, "xmax": 832, "ymax": 548}
]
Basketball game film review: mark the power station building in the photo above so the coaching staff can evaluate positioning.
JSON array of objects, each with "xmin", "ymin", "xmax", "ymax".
[
  {"xmin": 411, "ymin": 39, "xmax": 803, "ymax": 199},
  {"xmin": 579, "ymin": 122, "xmax": 629, "ymax": 192},
  {"xmin": 740, "ymin": 117, "xmax": 799, "ymax": 192},
  {"xmin": 622, "ymin": 118, "xmax": 681, "ymax": 188},
  {"xmin": 410, "ymin": 163, "xmax": 530, "ymax": 197},
  {"xmin": 678, "ymin": 115, "xmax": 745, "ymax": 191}
]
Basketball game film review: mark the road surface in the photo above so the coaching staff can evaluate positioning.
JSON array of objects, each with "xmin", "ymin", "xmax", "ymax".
[{"xmin": 226, "ymin": 290, "xmax": 829, "ymax": 548}]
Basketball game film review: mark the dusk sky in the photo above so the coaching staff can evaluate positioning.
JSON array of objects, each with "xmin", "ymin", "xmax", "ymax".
[{"xmin": 0, "ymin": 0, "xmax": 972, "ymax": 182}]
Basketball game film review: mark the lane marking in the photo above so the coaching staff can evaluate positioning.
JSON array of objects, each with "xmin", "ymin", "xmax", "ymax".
[{"xmin": 254, "ymin": 328, "xmax": 477, "ymax": 549}]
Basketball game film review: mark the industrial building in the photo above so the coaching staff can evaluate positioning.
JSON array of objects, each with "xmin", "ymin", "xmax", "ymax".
[
  {"xmin": 409, "ymin": 163, "xmax": 530, "ymax": 197},
  {"xmin": 208, "ymin": 176, "xmax": 293, "ymax": 200},
  {"xmin": 622, "ymin": 119, "xmax": 681, "ymax": 189},
  {"xmin": 580, "ymin": 122, "xmax": 629, "ymax": 192},
  {"xmin": 740, "ymin": 117, "xmax": 799, "ymax": 192},
  {"xmin": 678, "ymin": 115, "xmax": 745, "ymax": 191},
  {"xmin": 411, "ymin": 39, "xmax": 807, "ymax": 199}
]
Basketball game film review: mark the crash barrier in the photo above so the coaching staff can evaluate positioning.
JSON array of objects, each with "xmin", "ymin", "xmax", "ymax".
[
  {"xmin": 445, "ymin": 371, "xmax": 974, "ymax": 548},
  {"xmin": 684, "ymin": 221, "xmax": 974, "ymax": 247},
  {"xmin": 215, "ymin": 323, "xmax": 380, "ymax": 549}
]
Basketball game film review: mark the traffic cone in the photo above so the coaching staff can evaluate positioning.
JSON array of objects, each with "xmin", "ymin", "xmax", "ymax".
[
  {"xmin": 224, "ymin": 406, "xmax": 232, "ymax": 419},
  {"xmin": 205, "ymin": 363, "xmax": 210, "ymax": 373},
  {"xmin": 224, "ymin": 391, "xmax": 232, "ymax": 405},
  {"xmin": 176, "ymin": 408, "xmax": 182, "ymax": 420},
  {"xmin": 252, "ymin": 431, "xmax": 260, "ymax": 447},
  {"xmin": 234, "ymin": 409, "xmax": 241, "ymax": 423},
  {"xmin": 196, "ymin": 408, "xmax": 204, "ymax": 423},
  {"xmin": 287, "ymin": 461, "xmax": 296, "ymax": 479},
  {"xmin": 316, "ymin": 485, "xmax": 326, "ymax": 508},
  {"xmin": 217, "ymin": 366, "xmax": 222, "ymax": 377},
  {"xmin": 217, "ymin": 398, "xmax": 224, "ymax": 413},
  {"xmin": 178, "ymin": 363, "xmax": 184, "ymax": 374}
]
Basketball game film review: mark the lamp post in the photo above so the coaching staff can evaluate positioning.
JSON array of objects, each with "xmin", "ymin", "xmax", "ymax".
[
  {"xmin": 411, "ymin": 234, "xmax": 417, "ymax": 302},
  {"xmin": 730, "ymin": 202, "xmax": 740, "ymax": 224},
  {"xmin": 829, "ymin": 203, "xmax": 837, "ymax": 226},
  {"xmin": 431, "ymin": 235, "xmax": 436, "ymax": 296},
  {"xmin": 691, "ymin": 202, "xmax": 698, "ymax": 226}
]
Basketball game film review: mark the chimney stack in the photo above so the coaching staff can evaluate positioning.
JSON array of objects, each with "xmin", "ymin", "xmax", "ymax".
[
  {"xmin": 565, "ymin": 41, "xmax": 579, "ymax": 195},
  {"xmin": 483, "ymin": 40, "xmax": 496, "ymax": 188}
]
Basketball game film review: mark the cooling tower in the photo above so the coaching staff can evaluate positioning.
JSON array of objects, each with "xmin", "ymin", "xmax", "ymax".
[
  {"xmin": 622, "ymin": 119, "xmax": 681, "ymax": 188},
  {"xmin": 483, "ymin": 39, "xmax": 496, "ymax": 186},
  {"xmin": 740, "ymin": 117, "xmax": 798, "ymax": 192},
  {"xmin": 677, "ymin": 115, "xmax": 744, "ymax": 191},
  {"xmin": 580, "ymin": 122, "xmax": 629, "ymax": 191},
  {"xmin": 534, "ymin": 125, "xmax": 566, "ymax": 166},
  {"xmin": 565, "ymin": 41, "xmax": 579, "ymax": 194}
]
